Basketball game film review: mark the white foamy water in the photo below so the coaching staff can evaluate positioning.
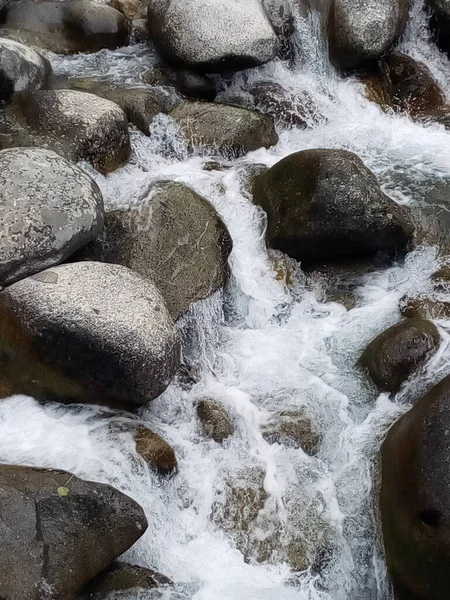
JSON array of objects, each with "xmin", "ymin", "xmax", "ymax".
[{"xmin": 2, "ymin": 1, "xmax": 450, "ymax": 599}]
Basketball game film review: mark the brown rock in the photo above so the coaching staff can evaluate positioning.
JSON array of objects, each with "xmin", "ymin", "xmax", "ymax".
[
  {"xmin": 261, "ymin": 410, "xmax": 320, "ymax": 455},
  {"xmin": 134, "ymin": 425, "xmax": 177, "ymax": 475},
  {"xmin": 196, "ymin": 400, "xmax": 234, "ymax": 443},
  {"xmin": 400, "ymin": 295, "xmax": 450, "ymax": 320}
]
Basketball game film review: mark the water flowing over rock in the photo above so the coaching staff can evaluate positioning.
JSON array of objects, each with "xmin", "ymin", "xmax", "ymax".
[
  {"xmin": 0, "ymin": 464, "xmax": 147, "ymax": 600},
  {"xmin": 0, "ymin": 1, "xmax": 129, "ymax": 54},
  {"xmin": 428, "ymin": 0, "xmax": 450, "ymax": 53},
  {"xmin": 77, "ymin": 181, "xmax": 232, "ymax": 320},
  {"xmin": 381, "ymin": 374, "xmax": 450, "ymax": 600},
  {"xmin": 147, "ymin": 0, "xmax": 278, "ymax": 72},
  {"xmin": 253, "ymin": 149, "xmax": 415, "ymax": 264},
  {"xmin": 328, "ymin": 0, "xmax": 411, "ymax": 71},
  {"xmin": 196, "ymin": 399, "xmax": 234, "ymax": 443},
  {"xmin": 134, "ymin": 425, "xmax": 178, "ymax": 474},
  {"xmin": 0, "ymin": 148, "xmax": 104, "ymax": 288},
  {"xmin": 0, "ymin": 38, "xmax": 50, "ymax": 104},
  {"xmin": 4, "ymin": 89, "xmax": 131, "ymax": 174},
  {"xmin": 170, "ymin": 101, "xmax": 279, "ymax": 157},
  {"xmin": 360, "ymin": 318, "xmax": 440, "ymax": 392},
  {"xmin": 0, "ymin": 261, "xmax": 180, "ymax": 408}
]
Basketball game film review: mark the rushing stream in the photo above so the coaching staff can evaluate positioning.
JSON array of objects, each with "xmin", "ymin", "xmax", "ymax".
[{"xmin": 2, "ymin": 1, "xmax": 450, "ymax": 599}]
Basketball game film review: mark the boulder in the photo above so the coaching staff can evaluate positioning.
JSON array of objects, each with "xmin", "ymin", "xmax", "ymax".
[
  {"xmin": 428, "ymin": 0, "xmax": 450, "ymax": 54},
  {"xmin": 253, "ymin": 149, "xmax": 415, "ymax": 264},
  {"xmin": 76, "ymin": 181, "xmax": 232, "ymax": 320},
  {"xmin": 147, "ymin": 0, "xmax": 278, "ymax": 72},
  {"xmin": 141, "ymin": 66, "xmax": 216, "ymax": 100},
  {"xmin": 81, "ymin": 562, "xmax": 171, "ymax": 600},
  {"xmin": 380, "ymin": 374, "xmax": 450, "ymax": 600},
  {"xmin": 400, "ymin": 295, "xmax": 450, "ymax": 320},
  {"xmin": 170, "ymin": 101, "xmax": 278, "ymax": 157},
  {"xmin": 360, "ymin": 319, "xmax": 440, "ymax": 392},
  {"xmin": 196, "ymin": 399, "xmax": 234, "ymax": 443},
  {"xmin": 261, "ymin": 409, "xmax": 320, "ymax": 455},
  {"xmin": 0, "ymin": 464, "xmax": 147, "ymax": 600},
  {"xmin": 5, "ymin": 89, "xmax": 130, "ymax": 174},
  {"xmin": 110, "ymin": 0, "xmax": 142, "ymax": 19},
  {"xmin": 328, "ymin": 0, "xmax": 411, "ymax": 71},
  {"xmin": 134, "ymin": 425, "xmax": 178, "ymax": 475},
  {"xmin": 0, "ymin": 38, "xmax": 50, "ymax": 105},
  {"xmin": 0, "ymin": 148, "xmax": 104, "ymax": 288},
  {"xmin": 0, "ymin": 1, "xmax": 129, "ymax": 54},
  {"xmin": 0, "ymin": 261, "xmax": 180, "ymax": 408}
]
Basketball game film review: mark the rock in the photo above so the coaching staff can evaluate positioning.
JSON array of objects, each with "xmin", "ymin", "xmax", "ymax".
[
  {"xmin": 131, "ymin": 18, "xmax": 149, "ymax": 43},
  {"xmin": 5, "ymin": 89, "xmax": 130, "ymax": 174},
  {"xmin": 380, "ymin": 374, "xmax": 450, "ymax": 600},
  {"xmin": 147, "ymin": 0, "xmax": 278, "ymax": 72},
  {"xmin": 0, "ymin": 148, "xmax": 104, "ymax": 288},
  {"xmin": 196, "ymin": 399, "xmax": 234, "ymax": 443},
  {"xmin": 400, "ymin": 295, "xmax": 450, "ymax": 319},
  {"xmin": 0, "ymin": 38, "xmax": 50, "ymax": 105},
  {"xmin": 363, "ymin": 52, "xmax": 446, "ymax": 118},
  {"xmin": 111, "ymin": 0, "xmax": 142, "ymax": 19},
  {"xmin": 81, "ymin": 562, "xmax": 171, "ymax": 600},
  {"xmin": 0, "ymin": 261, "xmax": 180, "ymax": 408},
  {"xmin": 328, "ymin": 0, "xmax": 411, "ymax": 71},
  {"xmin": 261, "ymin": 410, "xmax": 320, "ymax": 455},
  {"xmin": 175, "ymin": 70, "xmax": 216, "ymax": 101},
  {"xmin": 53, "ymin": 78, "xmax": 180, "ymax": 135},
  {"xmin": 134, "ymin": 425, "xmax": 178, "ymax": 475},
  {"xmin": 171, "ymin": 101, "xmax": 278, "ymax": 157},
  {"xmin": 360, "ymin": 319, "xmax": 440, "ymax": 392},
  {"xmin": 253, "ymin": 149, "xmax": 415, "ymax": 264},
  {"xmin": 76, "ymin": 181, "xmax": 232, "ymax": 320},
  {"xmin": 0, "ymin": 464, "xmax": 147, "ymax": 600},
  {"xmin": 0, "ymin": 1, "xmax": 129, "ymax": 54},
  {"xmin": 428, "ymin": 0, "xmax": 450, "ymax": 54}
]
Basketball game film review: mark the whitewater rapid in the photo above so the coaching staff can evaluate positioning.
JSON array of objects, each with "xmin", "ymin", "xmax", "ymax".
[{"xmin": 2, "ymin": 1, "xmax": 450, "ymax": 599}]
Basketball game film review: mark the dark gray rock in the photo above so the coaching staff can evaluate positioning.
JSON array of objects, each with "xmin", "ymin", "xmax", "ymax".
[
  {"xmin": 360, "ymin": 318, "xmax": 440, "ymax": 392},
  {"xmin": 0, "ymin": 1, "xmax": 129, "ymax": 54},
  {"xmin": 0, "ymin": 464, "xmax": 147, "ymax": 600},
  {"xmin": 81, "ymin": 561, "xmax": 171, "ymax": 600},
  {"xmin": 5, "ymin": 89, "xmax": 130, "ymax": 174},
  {"xmin": 147, "ymin": 0, "xmax": 278, "ymax": 72},
  {"xmin": 253, "ymin": 149, "xmax": 415, "ymax": 264},
  {"xmin": 381, "ymin": 374, "xmax": 450, "ymax": 600},
  {"xmin": 429, "ymin": 0, "xmax": 450, "ymax": 54},
  {"xmin": 0, "ymin": 261, "xmax": 180, "ymax": 408},
  {"xmin": 0, "ymin": 38, "xmax": 50, "ymax": 104},
  {"xmin": 0, "ymin": 148, "xmax": 104, "ymax": 288},
  {"xmin": 170, "ymin": 101, "xmax": 278, "ymax": 157},
  {"xmin": 328, "ymin": 0, "xmax": 411, "ymax": 71},
  {"xmin": 175, "ymin": 70, "xmax": 216, "ymax": 101},
  {"xmin": 77, "ymin": 181, "xmax": 232, "ymax": 320}
]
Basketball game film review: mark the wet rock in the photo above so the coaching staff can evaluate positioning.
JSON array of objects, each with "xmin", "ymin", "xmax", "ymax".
[
  {"xmin": 328, "ymin": 0, "xmax": 411, "ymax": 71},
  {"xmin": 5, "ymin": 89, "xmax": 130, "ymax": 174},
  {"xmin": 196, "ymin": 399, "xmax": 234, "ymax": 443},
  {"xmin": 175, "ymin": 71, "xmax": 216, "ymax": 101},
  {"xmin": 363, "ymin": 52, "xmax": 446, "ymax": 118},
  {"xmin": 360, "ymin": 319, "xmax": 440, "ymax": 392},
  {"xmin": 76, "ymin": 181, "xmax": 232, "ymax": 320},
  {"xmin": 147, "ymin": 0, "xmax": 278, "ymax": 72},
  {"xmin": 0, "ymin": 38, "xmax": 50, "ymax": 105},
  {"xmin": 171, "ymin": 101, "xmax": 278, "ymax": 158},
  {"xmin": 111, "ymin": 0, "xmax": 142, "ymax": 19},
  {"xmin": 400, "ymin": 295, "xmax": 450, "ymax": 319},
  {"xmin": 262, "ymin": 410, "xmax": 320, "ymax": 455},
  {"xmin": 0, "ymin": 261, "xmax": 180, "ymax": 408},
  {"xmin": 0, "ymin": 148, "xmax": 104, "ymax": 288},
  {"xmin": 133, "ymin": 425, "xmax": 177, "ymax": 475},
  {"xmin": 0, "ymin": 1, "xmax": 129, "ymax": 54},
  {"xmin": 380, "ymin": 374, "xmax": 450, "ymax": 600},
  {"xmin": 253, "ymin": 149, "xmax": 415, "ymax": 264},
  {"xmin": 0, "ymin": 464, "xmax": 147, "ymax": 600},
  {"xmin": 131, "ymin": 18, "xmax": 149, "ymax": 42},
  {"xmin": 81, "ymin": 561, "xmax": 171, "ymax": 600},
  {"xmin": 428, "ymin": 0, "xmax": 450, "ymax": 54}
]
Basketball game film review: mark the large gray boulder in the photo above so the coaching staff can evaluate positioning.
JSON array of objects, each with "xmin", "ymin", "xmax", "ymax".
[
  {"xmin": 77, "ymin": 181, "xmax": 232, "ymax": 320},
  {"xmin": 0, "ymin": 148, "xmax": 104, "ymax": 288},
  {"xmin": 0, "ymin": 261, "xmax": 180, "ymax": 408},
  {"xmin": 0, "ymin": 1, "xmax": 129, "ymax": 54},
  {"xmin": 381, "ymin": 374, "xmax": 450, "ymax": 600},
  {"xmin": 328, "ymin": 0, "xmax": 411, "ymax": 71},
  {"xmin": 0, "ymin": 38, "xmax": 50, "ymax": 104},
  {"xmin": 0, "ymin": 464, "xmax": 147, "ymax": 600},
  {"xmin": 171, "ymin": 101, "xmax": 278, "ymax": 158},
  {"xmin": 5, "ymin": 90, "xmax": 130, "ymax": 174},
  {"xmin": 253, "ymin": 149, "xmax": 415, "ymax": 264},
  {"xmin": 147, "ymin": 0, "xmax": 278, "ymax": 72}
]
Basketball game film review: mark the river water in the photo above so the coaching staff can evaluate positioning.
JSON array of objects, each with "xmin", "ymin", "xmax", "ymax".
[{"xmin": 2, "ymin": 1, "xmax": 450, "ymax": 599}]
